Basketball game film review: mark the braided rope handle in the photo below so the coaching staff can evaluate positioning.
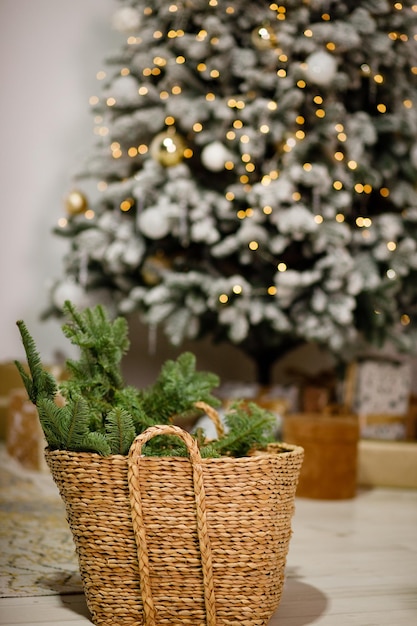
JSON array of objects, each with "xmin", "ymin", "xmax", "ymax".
[
  {"xmin": 128, "ymin": 424, "xmax": 217, "ymax": 626},
  {"xmin": 193, "ymin": 401, "xmax": 225, "ymax": 439}
]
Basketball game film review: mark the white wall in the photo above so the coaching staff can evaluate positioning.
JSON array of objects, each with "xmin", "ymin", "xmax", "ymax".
[
  {"xmin": 0, "ymin": 0, "xmax": 415, "ymax": 392},
  {"xmin": 0, "ymin": 0, "xmax": 116, "ymax": 361}
]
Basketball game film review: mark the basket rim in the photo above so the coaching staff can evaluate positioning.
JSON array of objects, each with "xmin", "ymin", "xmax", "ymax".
[{"xmin": 44, "ymin": 441, "xmax": 304, "ymax": 462}]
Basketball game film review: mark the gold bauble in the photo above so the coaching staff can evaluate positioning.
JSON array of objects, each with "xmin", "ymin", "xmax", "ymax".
[
  {"xmin": 65, "ymin": 190, "xmax": 88, "ymax": 215},
  {"xmin": 251, "ymin": 23, "xmax": 277, "ymax": 50},
  {"xmin": 141, "ymin": 252, "xmax": 171, "ymax": 285},
  {"xmin": 150, "ymin": 130, "xmax": 186, "ymax": 167}
]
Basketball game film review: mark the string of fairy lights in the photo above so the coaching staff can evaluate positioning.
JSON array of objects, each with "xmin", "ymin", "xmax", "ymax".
[{"xmin": 59, "ymin": 1, "xmax": 416, "ymax": 327}]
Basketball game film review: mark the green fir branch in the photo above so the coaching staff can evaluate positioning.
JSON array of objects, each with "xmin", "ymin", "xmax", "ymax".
[
  {"xmin": 16, "ymin": 302, "xmax": 277, "ymax": 458},
  {"xmin": 113, "ymin": 386, "xmax": 149, "ymax": 428},
  {"xmin": 36, "ymin": 398, "xmax": 66, "ymax": 449},
  {"xmin": 63, "ymin": 396, "xmax": 94, "ymax": 450},
  {"xmin": 15, "ymin": 320, "xmax": 58, "ymax": 405},
  {"xmin": 61, "ymin": 301, "xmax": 128, "ymax": 391},
  {"xmin": 81, "ymin": 431, "xmax": 112, "ymax": 456},
  {"xmin": 206, "ymin": 402, "xmax": 276, "ymax": 458},
  {"xmin": 36, "ymin": 396, "xmax": 93, "ymax": 451},
  {"xmin": 141, "ymin": 435, "xmax": 189, "ymax": 457},
  {"xmin": 105, "ymin": 408, "xmax": 136, "ymax": 455},
  {"xmin": 140, "ymin": 352, "xmax": 221, "ymax": 424}
]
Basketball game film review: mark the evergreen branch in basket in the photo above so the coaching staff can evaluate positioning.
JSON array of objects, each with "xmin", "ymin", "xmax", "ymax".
[
  {"xmin": 60, "ymin": 300, "xmax": 129, "ymax": 403},
  {"xmin": 105, "ymin": 407, "xmax": 136, "ymax": 456},
  {"xmin": 36, "ymin": 395, "xmax": 111, "ymax": 456},
  {"xmin": 15, "ymin": 320, "xmax": 58, "ymax": 405},
  {"xmin": 205, "ymin": 402, "xmax": 277, "ymax": 458},
  {"xmin": 139, "ymin": 352, "xmax": 221, "ymax": 425},
  {"xmin": 15, "ymin": 301, "xmax": 278, "ymax": 458}
]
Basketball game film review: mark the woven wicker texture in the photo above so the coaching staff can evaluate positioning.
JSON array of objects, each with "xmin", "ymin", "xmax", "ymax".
[{"xmin": 45, "ymin": 426, "xmax": 303, "ymax": 626}]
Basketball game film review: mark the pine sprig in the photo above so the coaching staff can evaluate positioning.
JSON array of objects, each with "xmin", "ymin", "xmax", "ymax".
[
  {"xmin": 37, "ymin": 396, "xmax": 91, "ymax": 451},
  {"xmin": 206, "ymin": 402, "xmax": 276, "ymax": 458},
  {"xmin": 61, "ymin": 300, "xmax": 128, "ymax": 393},
  {"xmin": 15, "ymin": 301, "xmax": 278, "ymax": 458},
  {"xmin": 15, "ymin": 320, "xmax": 57, "ymax": 405},
  {"xmin": 36, "ymin": 398, "xmax": 66, "ymax": 449},
  {"xmin": 140, "ymin": 352, "xmax": 221, "ymax": 424},
  {"xmin": 141, "ymin": 435, "xmax": 189, "ymax": 457},
  {"xmin": 82, "ymin": 431, "xmax": 112, "ymax": 456},
  {"xmin": 105, "ymin": 408, "xmax": 136, "ymax": 455},
  {"xmin": 37, "ymin": 395, "xmax": 113, "ymax": 456},
  {"xmin": 58, "ymin": 301, "xmax": 138, "ymax": 434}
]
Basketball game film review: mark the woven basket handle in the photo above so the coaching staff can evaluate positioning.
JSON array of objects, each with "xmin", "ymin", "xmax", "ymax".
[
  {"xmin": 128, "ymin": 425, "xmax": 217, "ymax": 626},
  {"xmin": 193, "ymin": 401, "xmax": 225, "ymax": 439}
]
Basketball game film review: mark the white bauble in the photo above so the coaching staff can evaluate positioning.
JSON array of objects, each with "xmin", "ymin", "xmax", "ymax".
[
  {"xmin": 52, "ymin": 280, "xmax": 87, "ymax": 310},
  {"xmin": 201, "ymin": 141, "xmax": 231, "ymax": 172},
  {"xmin": 111, "ymin": 75, "xmax": 139, "ymax": 102},
  {"xmin": 138, "ymin": 207, "xmax": 171, "ymax": 239},
  {"xmin": 304, "ymin": 51, "xmax": 338, "ymax": 86},
  {"xmin": 112, "ymin": 7, "xmax": 142, "ymax": 33},
  {"xmin": 123, "ymin": 239, "xmax": 145, "ymax": 266}
]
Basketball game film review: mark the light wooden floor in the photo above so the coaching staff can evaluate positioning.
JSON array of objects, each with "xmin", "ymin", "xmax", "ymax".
[{"xmin": 1, "ymin": 487, "xmax": 416, "ymax": 625}]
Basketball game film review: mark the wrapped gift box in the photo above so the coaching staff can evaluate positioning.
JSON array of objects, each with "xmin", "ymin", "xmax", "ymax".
[
  {"xmin": 346, "ymin": 358, "xmax": 412, "ymax": 440},
  {"xmin": 0, "ymin": 361, "xmax": 29, "ymax": 439},
  {"xmin": 351, "ymin": 358, "xmax": 411, "ymax": 415},
  {"xmin": 6, "ymin": 389, "xmax": 48, "ymax": 471},
  {"xmin": 283, "ymin": 409, "xmax": 359, "ymax": 500}
]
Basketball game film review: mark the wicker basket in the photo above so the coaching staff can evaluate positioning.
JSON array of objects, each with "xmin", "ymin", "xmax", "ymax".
[{"xmin": 45, "ymin": 422, "xmax": 303, "ymax": 626}]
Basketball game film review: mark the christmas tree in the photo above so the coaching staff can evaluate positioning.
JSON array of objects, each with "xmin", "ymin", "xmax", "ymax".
[{"xmin": 47, "ymin": 0, "xmax": 417, "ymax": 384}]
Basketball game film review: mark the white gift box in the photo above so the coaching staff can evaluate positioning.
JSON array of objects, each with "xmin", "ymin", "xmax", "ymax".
[{"xmin": 347, "ymin": 359, "xmax": 412, "ymax": 440}]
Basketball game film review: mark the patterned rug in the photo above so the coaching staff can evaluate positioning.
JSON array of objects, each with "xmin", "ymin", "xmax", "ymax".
[{"xmin": 0, "ymin": 445, "xmax": 82, "ymax": 597}]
